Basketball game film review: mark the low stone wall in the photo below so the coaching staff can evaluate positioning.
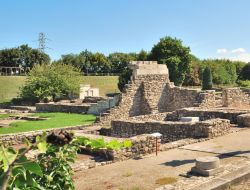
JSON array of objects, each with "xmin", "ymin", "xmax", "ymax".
[
  {"xmin": 222, "ymin": 88, "xmax": 250, "ymax": 107},
  {"xmin": 36, "ymin": 103, "xmax": 90, "ymax": 113},
  {"xmin": 106, "ymin": 134, "xmax": 160, "ymax": 161},
  {"xmin": 0, "ymin": 125, "xmax": 88, "ymax": 145},
  {"xmin": 128, "ymin": 112, "xmax": 169, "ymax": 122},
  {"xmin": 110, "ymin": 118, "xmax": 230, "ymax": 143},
  {"xmin": 166, "ymin": 108, "xmax": 250, "ymax": 124}
]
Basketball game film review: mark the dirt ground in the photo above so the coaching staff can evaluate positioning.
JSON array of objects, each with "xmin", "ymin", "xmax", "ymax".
[
  {"xmin": 74, "ymin": 149, "xmax": 242, "ymax": 190},
  {"xmin": 74, "ymin": 129, "xmax": 250, "ymax": 190}
]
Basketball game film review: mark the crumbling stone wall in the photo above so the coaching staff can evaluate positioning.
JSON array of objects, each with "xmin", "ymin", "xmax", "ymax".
[
  {"xmin": 98, "ymin": 62, "xmax": 222, "ymax": 127},
  {"xmin": 166, "ymin": 107, "xmax": 250, "ymax": 124},
  {"xmin": 110, "ymin": 118, "xmax": 230, "ymax": 143},
  {"xmin": 222, "ymin": 88, "xmax": 250, "ymax": 107}
]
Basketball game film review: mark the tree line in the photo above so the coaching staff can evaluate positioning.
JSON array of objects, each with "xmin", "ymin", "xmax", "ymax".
[{"xmin": 1, "ymin": 37, "xmax": 250, "ymax": 89}]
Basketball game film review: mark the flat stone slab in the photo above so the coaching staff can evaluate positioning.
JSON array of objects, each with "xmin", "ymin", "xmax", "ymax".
[
  {"xmin": 196, "ymin": 156, "xmax": 220, "ymax": 170},
  {"xmin": 180, "ymin": 117, "xmax": 199, "ymax": 123}
]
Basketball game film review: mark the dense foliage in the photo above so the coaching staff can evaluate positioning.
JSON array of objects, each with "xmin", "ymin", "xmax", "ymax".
[
  {"xmin": 149, "ymin": 36, "xmax": 191, "ymax": 86},
  {"xmin": 202, "ymin": 67, "xmax": 213, "ymax": 90},
  {"xmin": 0, "ymin": 44, "xmax": 50, "ymax": 69},
  {"xmin": 20, "ymin": 63, "xmax": 81, "ymax": 102},
  {"xmin": 0, "ymin": 132, "xmax": 77, "ymax": 190},
  {"xmin": 239, "ymin": 63, "xmax": 250, "ymax": 80},
  {"xmin": 118, "ymin": 68, "xmax": 133, "ymax": 91},
  {"xmin": 1, "ymin": 37, "xmax": 249, "ymax": 90},
  {"xmin": 0, "ymin": 131, "xmax": 132, "ymax": 190},
  {"xmin": 74, "ymin": 136, "xmax": 132, "ymax": 150}
]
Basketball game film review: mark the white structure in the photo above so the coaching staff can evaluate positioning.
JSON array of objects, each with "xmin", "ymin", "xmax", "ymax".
[
  {"xmin": 129, "ymin": 61, "xmax": 169, "ymax": 79},
  {"xmin": 80, "ymin": 84, "xmax": 99, "ymax": 99}
]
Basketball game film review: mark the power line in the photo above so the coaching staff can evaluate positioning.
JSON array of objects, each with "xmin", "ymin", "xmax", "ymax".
[{"xmin": 38, "ymin": 32, "xmax": 52, "ymax": 53}]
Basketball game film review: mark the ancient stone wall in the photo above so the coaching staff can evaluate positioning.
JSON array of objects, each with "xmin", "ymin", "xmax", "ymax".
[
  {"xmin": 36, "ymin": 103, "xmax": 90, "ymax": 113},
  {"xmin": 166, "ymin": 107, "xmax": 250, "ymax": 124},
  {"xmin": 110, "ymin": 118, "xmax": 230, "ymax": 143},
  {"xmin": 97, "ymin": 61, "xmax": 231, "ymax": 127},
  {"xmin": 0, "ymin": 125, "xmax": 87, "ymax": 145},
  {"xmin": 222, "ymin": 88, "xmax": 250, "ymax": 107}
]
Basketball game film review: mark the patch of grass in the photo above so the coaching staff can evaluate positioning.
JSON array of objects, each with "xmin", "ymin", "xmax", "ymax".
[
  {"xmin": 0, "ymin": 76, "xmax": 26, "ymax": 102},
  {"xmin": 122, "ymin": 172, "xmax": 133, "ymax": 177},
  {"xmin": 0, "ymin": 114, "xmax": 12, "ymax": 119},
  {"xmin": 155, "ymin": 177, "xmax": 177, "ymax": 185},
  {"xmin": 0, "ymin": 76, "xmax": 119, "ymax": 102},
  {"xmin": 81, "ymin": 76, "xmax": 119, "ymax": 96},
  {"xmin": 0, "ymin": 112, "xmax": 96, "ymax": 134}
]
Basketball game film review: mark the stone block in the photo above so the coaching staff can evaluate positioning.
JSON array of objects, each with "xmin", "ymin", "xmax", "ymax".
[
  {"xmin": 196, "ymin": 156, "xmax": 220, "ymax": 170},
  {"xmin": 180, "ymin": 117, "xmax": 200, "ymax": 123},
  {"xmin": 237, "ymin": 114, "xmax": 250, "ymax": 127},
  {"xmin": 191, "ymin": 166, "xmax": 224, "ymax": 177}
]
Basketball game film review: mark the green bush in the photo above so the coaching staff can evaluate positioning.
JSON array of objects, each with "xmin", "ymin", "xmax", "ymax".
[
  {"xmin": 20, "ymin": 63, "xmax": 81, "ymax": 102},
  {"xmin": 118, "ymin": 68, "xmax": 133, "ymax": 92},
  {"xmin": 237, "ymin": 80, "xmax": 250, "ymax": 88},
  {"xmin": 202, "ymin": 67, "xmax": 213, "ymax": 90},
  {"xmin": 239, "ymin": 63, "xmax": 250, "ymax": 80},
  {"xmin": 0, "ymin": 132, "xmax": 78, "ymax": 190}
]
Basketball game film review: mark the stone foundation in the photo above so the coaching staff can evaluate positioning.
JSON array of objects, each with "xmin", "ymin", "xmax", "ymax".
[
  {"xmin": 166, "ymin": 107, "xmax": 250, "ymax": 124},
  {"xmin": 109, "ymin": 118, "xmax": 230, "ymax": 143},
  {"xmin": 222, "ymin": 88, "xmax": 250, "ymax": 107}
]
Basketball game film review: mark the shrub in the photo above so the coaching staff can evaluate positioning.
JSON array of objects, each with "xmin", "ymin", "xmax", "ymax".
[
  {"xmin": 118, "ymin": 68, "xmax": 133, "ymax": 92},
  {"xmin": 237, "ymin": 80, "xmax": 250, "ymax": 88},
  {"xmin": 20, "ymin": 63, "xmax": 81, "ymax": 102},
  {"xmin": 239, "ymin": 63, "xmax": 250, "ymax": 80},
  {"xmin": 202, "ymin": 67, "xmax": 213, "ymax": 90},
  {"xmin": 0, "ymin": 132, "xmax": 78, "ymax": 190}
]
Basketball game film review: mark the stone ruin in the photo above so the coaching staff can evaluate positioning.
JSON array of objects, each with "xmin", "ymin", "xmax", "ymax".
[{"xmin": 96, "ymin": 61, "xmax": 250, "ymax": 142}]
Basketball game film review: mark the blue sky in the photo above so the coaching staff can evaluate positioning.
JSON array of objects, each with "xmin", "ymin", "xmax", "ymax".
[{"xmin": 1, "ymin": 0, "xmax": 250, "ymax": 62}]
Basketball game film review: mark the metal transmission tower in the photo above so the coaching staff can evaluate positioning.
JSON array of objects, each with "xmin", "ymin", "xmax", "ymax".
[{"xmin": 38, "ymin": 32, "xmax": 50, "ymax": 53}]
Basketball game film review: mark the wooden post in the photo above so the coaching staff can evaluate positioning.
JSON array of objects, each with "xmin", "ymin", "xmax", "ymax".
[{"xmin": 155, "ymin": 137, "xmax": 158, "ymax": 156}]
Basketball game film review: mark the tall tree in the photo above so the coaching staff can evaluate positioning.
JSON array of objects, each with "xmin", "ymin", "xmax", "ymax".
[
  {"xmin": 137, "ymin": 49, "xmax": 148, "ymax": 61},
  {"xmin": 239, "ymin": 62, "xmax": 250, "ymax": 80},
  {"xmin": 149, "ymin": 36, "xmax": 191, "ymax": 86},
  {"xmin": 202, "ymin": 67, "xmax": 213, "ymax": 90}
]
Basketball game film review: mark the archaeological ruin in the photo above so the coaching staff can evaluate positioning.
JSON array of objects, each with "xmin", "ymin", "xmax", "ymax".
[{"xmin": 96, "ymin": 61, "xmax": 250, "ymax": 142}]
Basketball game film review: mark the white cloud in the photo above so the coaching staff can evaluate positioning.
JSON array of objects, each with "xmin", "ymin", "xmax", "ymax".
[
  {"xmin": 217, "ymin": 48, "xmax": 227, "ymax": 54},
  {"xmin": 229, "ymin": 53, "xmax": 250, "ymax": 62},
  {"xmin": 231, "ymin": 48, "xmax": 246, "ymax": 54}
]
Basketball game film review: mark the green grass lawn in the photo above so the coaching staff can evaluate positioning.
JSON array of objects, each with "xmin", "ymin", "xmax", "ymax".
[
  {"xmin": 0, "ymin": 112, "xmax": 96, "ymax": 134},
  {"xmin": 0, "ymin": 76, "xmax": 119, "ymax": 103},
  {"xmin": 0, "ymin": 114, "xmax": 13, "ymax": 119},
  {"xmin": 0, "ymin": 76, "xmax": 27, "ymax": 103}
]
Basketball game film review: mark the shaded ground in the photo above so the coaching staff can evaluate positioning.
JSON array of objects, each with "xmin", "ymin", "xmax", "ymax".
[{"xmin": 74, "ymin": 128, "xmax": 250, "ymax": 190}]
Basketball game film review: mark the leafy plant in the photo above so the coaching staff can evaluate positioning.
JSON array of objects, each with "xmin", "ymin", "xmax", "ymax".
[
  {"xmin": 74, "ymin": 136, "xmax": 132, "ymax": 151},
  {"xmin": 0, "ymin": 131, "xmax": 78, "ymax": 190}
]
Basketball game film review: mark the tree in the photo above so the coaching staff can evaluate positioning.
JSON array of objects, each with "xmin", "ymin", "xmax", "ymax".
[
  {"xmin": 108, "ymin": 52, "xmax": 136, "ymax": 73},
  {"xmin": 118, "ymin": 68, "xmax": 133, "ymax": 92},
  {"xmin": 239, "ymin": 62, "xmax": 250, "ymax": 80},
  {"xmin": 183, "ymin": 55, "xmax": 201, "ymax": 86},
  {"xmin": 137, "ymin": 49, "xmax": 148, "ymax": 61},
  {"xmin": 0, "ymin": 44, "xmax": 50, "ymax": 69},
  {"xmin": 149, "ymin": 36, "xmax": 191, "ymax": 86},
  {"xmin": 20, "ymin": 63, "xmax": 81, "ymax": 102},
  {"xmin": 202, "ymin": 67, "xmax": 213, "ymax": 90}
]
